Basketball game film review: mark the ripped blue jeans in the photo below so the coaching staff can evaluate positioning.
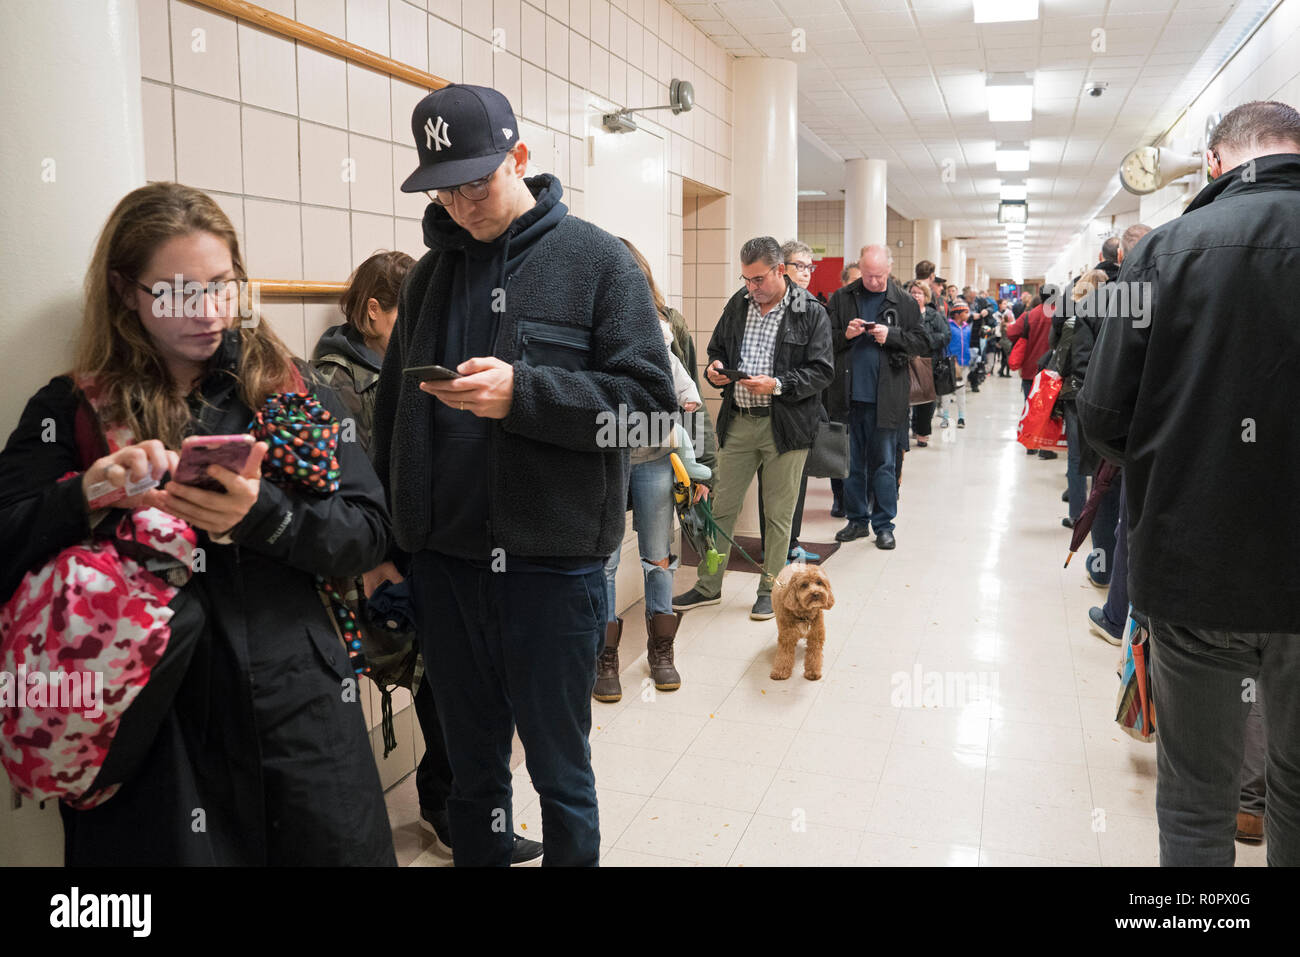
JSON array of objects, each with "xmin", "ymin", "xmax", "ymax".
[{"xmin": 604, "ymin": 453, "xmax": 678, "ymax": 619}]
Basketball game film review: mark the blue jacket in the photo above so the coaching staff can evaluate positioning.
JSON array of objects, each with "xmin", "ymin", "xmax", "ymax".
[{"xmin": 947, "ymin": 320, "xmax": 971, "ymax": 365}]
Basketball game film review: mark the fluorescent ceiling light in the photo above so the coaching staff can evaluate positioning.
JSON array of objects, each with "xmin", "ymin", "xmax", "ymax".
[
  {"xmin": 1000, "ymin": 183, "xmax": 1028, "ymax": 200},
  {"xmin": 797, "ymin": 189, "xmax": 827, "ymax": 197},
  {"xmin": 974, "ymin": 0, "xmax": 1038, "ymax": 23},
  {"xmin": 995, "ymin": 142, "xmax": 1030, "ymax": 171},
  {"xmin": 986, "ymin": 74, "xmax": 1033, "ymax": 122},
  {"xmin": 998, "ymin": 200, "xmax": 1029, "ymax": 224}
]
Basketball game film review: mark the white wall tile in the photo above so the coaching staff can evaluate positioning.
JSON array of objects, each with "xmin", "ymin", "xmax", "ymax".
[
  {"xmin": 209, "ymin": 191, "xmax": 246, "ymax": 251},
  {"xmin": 244, "ymin": 199, "xmax": 304, "ymax": 278},
  {"xmin": 546, "ymin": 73, "xmax": 570, "ymax": 132},
  {"xmin": 352, "ymin": 211, "xmax": 396, "ymax": 267},
  {"xmin": 141, "ymin": 82, "xmax": 175, "ymax": 182},
  {"xmin": 305, "ymin": 302, "xmax": 345, "ymax": 353},
  {"xmin": 627, "ymin": 21, "xmax": 643, "ymax": 70},
  {"xmin": 391, "ymin": 78, "xmax": 428, "ymax": 146},
  {"xmin": 609, "ymin": 7, "xmax": 627, "ymax": 60},
  {"xmin": 297, "ymin": 0, "xmax": 347, "ymax": 36},
  {"xmin": 175, "ymin": 88, "xmax": 242, "ymax": 192},
  {"xmin": 170, "ymin": 0, "xmax": 239, "ymax": 99},
  {"xmin": 569, "ymin": 0, "xmax": 590, "ymax": 35},
  {"xmin": 239, "ymin": 24, "xmax": 298, "ymax": 114},
  {"xmin": 589, "ymin": 43, "xmax": 609, "ymax": 99},
  {"xmin": 521, "ymin": 2, "xmax": 546, "ymax": 68},
  {"xmin": 242, "ymin": 107, "xmax": 300, "ymax": 201},
  {"xmin": 347, "ymin": 63, "xmax": 392, "ymax": 139},
  {"xmin": 590, "ymin": 0, "xmax": 610, "ymax": 50},
  {"xmin": 570, "ymin": 32, "xmax": 590, "ymax": 90},
  {"xmin": 610, "ymin": 55, "xmax": 626, "ymax": 106},
  {"xmin": 139, "ymin": 0, "xmax": 172, "ymax": 83},
  {"xmin": 547, "ymin": 16, "xmax": 569, "ymax": 78},
  {"xmin": 428, "ymin": 0, "xmax": 460, "ymax": 26},
  {"xmin": 463, "ymin": 0, "xmax": 494, "ymax": 39},
  {"xmin": 521, "ymin": 61, "xmax": 547, "ymax": 122},
  {"xmin": 389, "ymin": 0, "xmax": 430, "ymax": 70},
  {"xmin": 298, "ymin": 45, "xmax": 348, "ymax": 127},
  {"xmin": 349, "ymin": 134, "xmax": 395, "ymax": 214},
  {"xmin": 495, "ymin": 0, "xmax": 522, "ymax": 55},
  {"xmin": 429, "ymin": 15, "xmax": 463, "ymax": 83},
  {"xmin": 301, "ymin": 205, "xmax": 353, "ymax": 280},
  {"xmin": 396, "ymin": 216, "xmax": 426, "ymax": 259},
  {"xmin": 300, "ymin": 121, "xmax": 351, "ymax": 207},
  {"xmin": 547, "ymin": 0, "xmax": 569, "ymax": 22},
  {"xmin": 496, "ymin": 52, "xmax": 524, "ymax": 114},
  {"xmin": 346, "ymin": 0, "xmax": 391, "ymax": 56},
  {"xmin": 464, "ymin": 34, "xmax": 495, "ymax": 85},
  {"xmin": 392, "ymin": 145, "xmax": 428, "ymax": 217},
  {"xmin": 260, "ymin": 301, "xmax": 306, "ymax": 356}
]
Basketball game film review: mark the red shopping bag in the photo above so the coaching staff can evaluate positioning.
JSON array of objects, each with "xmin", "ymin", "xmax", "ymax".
[{"xmin": 1017, "ymin": 370, "xmax": 1068, "ymax": 450}]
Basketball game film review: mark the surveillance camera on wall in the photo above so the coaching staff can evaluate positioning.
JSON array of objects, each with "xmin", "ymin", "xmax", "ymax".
[{"xmin": 1085, "ymin": 81, "xmax": 1108, "ymax": 98}]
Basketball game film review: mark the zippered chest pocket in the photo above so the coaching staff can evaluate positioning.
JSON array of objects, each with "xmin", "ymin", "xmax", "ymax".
[{"xmin": 518, "ymin": 318, "xmax": 592, "ymax": 372}]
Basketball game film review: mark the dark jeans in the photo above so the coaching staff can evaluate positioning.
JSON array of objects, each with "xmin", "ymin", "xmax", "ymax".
[
  {"xmin": 410, "ymin": 550, "xmax": 606, "ymax": 866},
  {"xmin": 844, "ymin": 400, "xmax": 898, "ymax": 533},
  {"xmin": 1101, "ymin": 477, "xmax": 1130, "ymax": 632},
  {"xmin": 1089, "ymin": 477, "xmax": 1120, "ymax": 586},
  {"xmin": 1149, "ymin": 618, "xmax": 1300, "ymax": 866},
  {"xmin": 1242, "ymin": 701, "xmax": 1266, "ymax": 816},
  {"xmin": 1021, "ymin": 378, "xmax": 1032, "ymax": 400},
  {"xmin": 830, "ymin": 477, "xmax": 843, "ymax": 512},
  {"xmin": 413, "ymin": 673, "xmax": 454, "ymax": 815},
  {"xmin": 758, "ymin": 463, "xmax": 810, "ymax": 553},
  {"xmin": 1063, "ymin": 402, "xmax": 1088, "ymax": 522},
  {"xmin": 911, "ymin": 400, "xmax": 936, "ymax": 438}
]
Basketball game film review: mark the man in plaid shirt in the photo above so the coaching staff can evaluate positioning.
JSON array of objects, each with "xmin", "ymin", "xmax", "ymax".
[{"xmin": 673, "ymin": 237, "xmax": 833, "ymax": 621}]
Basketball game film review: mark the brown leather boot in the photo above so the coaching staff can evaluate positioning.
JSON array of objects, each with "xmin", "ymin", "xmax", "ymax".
[
  {"xmin": 1236, "ymin": 810, "xmax": 1264, "ymax": 844},
  {"xmin": 646, "ymin": 612, "xmax": 682, "ymax": 691},
  {"xmin": 593, "ymin": 618, "xmax": 622, "ymax": 702}
]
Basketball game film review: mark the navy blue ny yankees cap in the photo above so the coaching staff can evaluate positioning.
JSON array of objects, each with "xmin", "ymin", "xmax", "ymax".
[{"xmin": 400, "ymin": 84, "xmax": 519, "ymax": 193}]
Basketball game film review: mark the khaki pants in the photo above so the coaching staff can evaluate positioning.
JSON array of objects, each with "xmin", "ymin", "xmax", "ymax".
[{"xmin": 694, "ymin": 411, "xmax": 809, "ymax": 598}]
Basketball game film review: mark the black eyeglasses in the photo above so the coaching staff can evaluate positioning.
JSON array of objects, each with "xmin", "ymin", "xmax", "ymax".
[
  {"xmin": 425, "ymin": 171, "xmax": 495, "ymax": 207},
  {"xmin": 785, "ymin": 260, "xmax": 813, "ymax": 273},
  {"xmin": 128, "ymin": 276, "xmax": 239, "ymax": 315},
  {"xmin": 740, "ymin": 265, "xmax": 779, "ymax": 287}
]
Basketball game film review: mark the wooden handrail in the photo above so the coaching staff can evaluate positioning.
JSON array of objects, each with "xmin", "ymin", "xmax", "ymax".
[
  {"xmin": 190, "ymin": 0, "xmax": 450, "ymax": 91},
  {"xmin": 253, "ymin": 280, "xmax": 348, "ymax": 298}
]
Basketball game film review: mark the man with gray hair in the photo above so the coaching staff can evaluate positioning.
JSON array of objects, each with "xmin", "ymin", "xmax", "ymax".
[
  {"xmin": 674, "ymin": 237, "xmax": 833, "ymax": 620},
  {"xmin": 1079, "ymin": 100, "xmax": 1300, "ymax": 866},
  {"xmin": 825, "ymin": 245, "xmax": 927, "ymax": 549}
]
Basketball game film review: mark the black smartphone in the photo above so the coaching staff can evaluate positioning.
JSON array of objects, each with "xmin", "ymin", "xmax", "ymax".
[
  {"xmin": 404, "ymin": 364, "xmax": 462, "ymax": 381},
  {"xmin": 716, "ymin": 367, "xmax": 746, "ymax": 381}
]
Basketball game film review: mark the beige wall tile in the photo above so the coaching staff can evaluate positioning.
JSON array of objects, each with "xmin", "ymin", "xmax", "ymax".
[
  {"xmin": 351, "ymin": 211, "xmax": 396, "ymax": 266},
  {"xmin": 170, "ymin": 0, "xmax": 239, "ymax": 99},
  {"xmin": 298, "ymin": 0, "xmax": 347, "ymax": 35},
  {"xmin": 494, "ymin": 0, "xmax": 522, "ymax": 55},
  {"xmin": 392, "ymin": 145, "xmax": 427, "ymax": 217},
  {"xmin": 396, "ymin": 216, "xmax": 427, "ymax": 259},
  {"xmin": 463, "ymin": 0, "xmax": 495, "ymax": 39},
  {"xmin": 139, "ymin": 0, "xmax": 172, "ymax": 83},
  {"xmin": 390, "ymin": 78, "xmax": 427, "ymax": 147},
  {"xmin": 175, "ymin": 88, "xmax": 242, "ymax": 193},
  {"xmin": 300, "ymin": 121, "xmax": 351, "ymax": 207},
  {"xmin": 495, "ymin": 51, "xmax": 524, "ymax": 114},
  {"xmin": 347, "ymin": 63, "xmax": 392, "ymax": 139},
  {"xmin": 301, "ymin": 205, "xmax": 353, "ymax": 280},
  {"xmin": 238, "ymin": 23, "xmax": 298, "ymax": 114},
  {"xmin": 141, "ymin": 82, "xmax": 175, "ymax": 182},
  {"xmin": 521, "ymin": 1, "xmax": 546, "ymax": 67},
  {"xmin": 298, "ymin": 46, "xmax": 348, "ymax": 128},
  {"xmin": 389, "ymin": 0, "xmax": 430, "ymax": 70},
  {"xmin": 346, "ymin": 0, "xmax": 391, "ymax": 56},
  {"xmin": 242, "ymin": 107, "xmax": 300, "ymax": 201},
  {"xmin": 260, "ymin": 300, "xmax": 306, "ymax": 355},
  {"xmin": 463, "ymin": 33, "xmax": 495, "ymax": 86},
  {"xmin": 244, "ymin": 199, "xmax": 303, "ymax": 278},
  {"xmin": 428, "ymin": 15, "xmax": 463, "ymax": 82},
  {"xmin": 349, "ymin": 134, "xmax": 395, "ymax": 214}
]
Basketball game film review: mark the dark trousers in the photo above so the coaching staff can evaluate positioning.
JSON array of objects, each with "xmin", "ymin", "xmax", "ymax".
[
  {"xmin": 1021, "ymin": 377, "xmax": 1032, "ymax": 400},
  {"xmin": 410, "ymin": 550, "xmax": 606, "ymax": 866},
  {"xmin": 911, "ymin": 401, "xmax": 936, "ymax": 438},
  {"xmin": 413, "ymin": 673, "xmax": 454, "ymax": 814},
  {"xmin": 830, "ymin": 477, "xmax": 843, "ymax": 512},
  {"xmin": 1090, "ymin": 477, "xmax": 1120, "ymax": 586},
  {"xmin": 1101, "ymin": 477, "xmax": 1130, "ymax": 632},
  {"xmin": 844, "ymin": 401, "xmax": 898, "ymax": 533},
  {"xmin": 758, "ymin": 464, "xmax": 810, "ymax": 553}
]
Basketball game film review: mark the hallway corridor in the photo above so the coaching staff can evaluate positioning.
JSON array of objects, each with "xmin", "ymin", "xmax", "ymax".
[{"xmin": 385, "ymin": 375, "xmax": 1266, "ymax": 867}]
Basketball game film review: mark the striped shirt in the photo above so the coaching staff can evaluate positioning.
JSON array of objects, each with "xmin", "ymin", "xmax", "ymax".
[{"xmin": 734, "ymin": 286, "xmax": 791, "ymax": 408}]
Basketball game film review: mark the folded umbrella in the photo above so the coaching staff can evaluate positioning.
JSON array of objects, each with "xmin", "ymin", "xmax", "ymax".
[
  {"xmin": 669, "ymin": 453, "xmax": 760, "ymax": 575},
  {"xmin": 1064, "ymin": 459, "xmax": 1119, "ymax": 567}
]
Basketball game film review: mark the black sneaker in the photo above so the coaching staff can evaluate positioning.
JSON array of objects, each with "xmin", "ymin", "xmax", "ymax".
[
  {"xmin": 419, "ymin": 807, "xmax": 453, "ymax": 856},
  {"xmin": 750, "ymin": 594, "xmax": 775, "ymax": 620},
  {"xmin": 1061, "ymin": 490, "xmax": 1069, "ymax": 502},
  {"xmin": 672, "ymin": 586, "xmax": 721, "ymax": 612},
  {"xmin": 957, "ymin": 418, "xmax": 966, "ymax": 429},
  {"xmin": 511, "ymin": 834, "xmax": 544, "ymax": 866},
  {"xmin": 1038, "ymin": 450, "xmax": 1059, "ymax": 460},
  {"xmin": 1088, "ymin": 606, "xmax": 1122, "ymax": 646},
  {"xmin": 835, "ymin": 521, "xmax": 872, "ymax": 542}
]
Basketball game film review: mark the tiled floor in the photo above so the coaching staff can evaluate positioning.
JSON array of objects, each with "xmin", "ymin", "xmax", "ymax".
[{"xmin": 385, "ymin": 374, "xmax": 1267, "ymax": 867}]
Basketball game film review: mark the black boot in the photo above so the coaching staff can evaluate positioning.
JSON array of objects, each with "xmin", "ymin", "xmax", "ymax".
[
  {"xmin": 593, "ymin": 618, "xmax": 622, "ymax": 702},
  {"xmin": 646, "ymin": 612, "xmax": 682, "ymax": 691}
]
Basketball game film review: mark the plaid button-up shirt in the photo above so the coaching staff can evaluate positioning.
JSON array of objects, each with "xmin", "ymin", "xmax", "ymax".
[{"xmin": 734, "ymin": 285, "xmax": 791, "ymax": 408}]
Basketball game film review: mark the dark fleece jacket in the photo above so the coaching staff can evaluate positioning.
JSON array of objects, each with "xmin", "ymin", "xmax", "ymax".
[{"xmin": 370, "ymin": 174, "xmax": 677, "ymax": 563}]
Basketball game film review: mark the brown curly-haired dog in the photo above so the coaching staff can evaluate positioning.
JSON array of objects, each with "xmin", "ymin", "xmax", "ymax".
[{"xmin": 769, "ymin": 563, "xmax": 835, "ymax": 681}]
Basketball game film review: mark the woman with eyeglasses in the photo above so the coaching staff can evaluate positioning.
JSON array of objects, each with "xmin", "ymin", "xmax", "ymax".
[{"xmin": 0, "ymin": 182, "xmax": 396, "ymax": 866}]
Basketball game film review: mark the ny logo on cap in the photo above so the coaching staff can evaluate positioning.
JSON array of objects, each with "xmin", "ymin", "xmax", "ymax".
[{"xmin": 425, "ymin": 115, "xmax": 452, "ymax": 152}]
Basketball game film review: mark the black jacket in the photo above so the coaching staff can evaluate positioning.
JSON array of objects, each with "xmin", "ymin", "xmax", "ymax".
[
  {"xmin": 1067, "ymin": 257, "xmax": 1122, "ymax": 391},
  {"xmin": 312, "ymin": 322, "xmax": 382, "ymax": 453},
  {"xmin": 0, "ymin": 336, "xmax": 395, "ymax": 864},
  {"xmin": 1078, "ymin": 153, "xmax": 1300, "ymax": 632},
  {"xmin": 370, "ymin": 174, "xmax": 677, "ymax": 562},
  {"xmin": 825, "ymin": 277, "xmax": 928, "ymax": 429},
  {"xmin": 705, "ymin": 279, "xmax": 834, "ymax": 455},
  {"xmin": 919, "ymin": 304, "xmax": 951, "ymax": 357}
]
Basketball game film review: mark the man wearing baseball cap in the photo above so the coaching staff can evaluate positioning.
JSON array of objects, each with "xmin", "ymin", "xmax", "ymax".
[{"xmin": 371, "ymin": 84, "xmax": 676, "ymax": 866}]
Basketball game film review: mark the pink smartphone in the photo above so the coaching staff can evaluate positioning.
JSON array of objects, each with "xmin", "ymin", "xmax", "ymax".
[{"xmin": 173, "ymin": 435, "xmax": 256, "ymax": 493}]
